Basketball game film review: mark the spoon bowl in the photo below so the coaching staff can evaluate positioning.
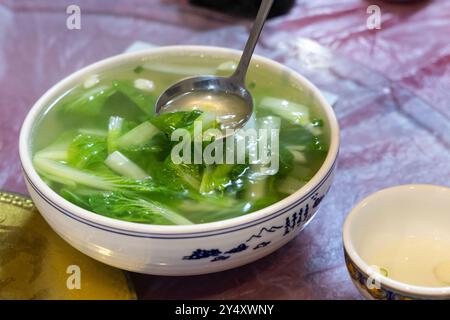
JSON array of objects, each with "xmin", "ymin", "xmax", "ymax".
[{"xmin": 155, "ymin": 75, "xmax": 253, "ymax": 132}]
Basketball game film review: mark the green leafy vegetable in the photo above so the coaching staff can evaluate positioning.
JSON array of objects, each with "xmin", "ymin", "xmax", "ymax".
[
  {"xmin": 280, "ymin": 127, "xmax": 328, "ymax": 152},
  {"xmin": 112, "ymin": 80, "xmax": 155, "ymax": 115},
  {"xmin": 311, "ymin": 118, "xmax": 324, "ymax": 127},
  {"xmin": 104, "ymin": 151, "xmax": 148, "ymax": 179},
  {"xmin": 34, "ymin": 131, "xmax": 78, "ymax": 161},
  {"xmin": 107, "ymin": 116, "xmax": 124, "ymax": 154},
  {"xmin": 88, "ymin": 192, "xmax": 193, "ymax": 225},
  {"xmin": 116, "ymin": 121, "xmax": 160, "ymax": 150},
  {"xmin": 259, "ymin": 97, "xmax": 310, "ymax": 126},
  {"xmin": 163, "ymin": 158, "xmax": 202, "ymax": 191},
  {"xmin": 34, "ymin": 157, "xmax": 163, "ymax": 193},
  {"xmin": 61, "ymin": 85, "xmax": 115, "ymax": 116},
  {"xmin": 60, "ymin": 188, "xmax": 93, "ymax": 210},
  {"xmin": 149, "ymin": 110, "xmax": 202, "ymax": 134},
  {"xmin": 199, "ymin": 165, "xmax": 230, "ymax": 195},
  {"xmin": 67, "ymin": 133, "xmax": 108, "ymax": 169},
  {"xmin": 133, "ymin": 66, "xmax": 144, "ymax": 74},
  {"xmin": 199, "ymin": 164, "xmax": 248, "ymax": 195}
]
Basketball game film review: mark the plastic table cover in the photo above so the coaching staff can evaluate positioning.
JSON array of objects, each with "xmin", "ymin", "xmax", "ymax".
[{"xmin": 0, "ymin": 0, "xmax": 449, "ymax": 299}]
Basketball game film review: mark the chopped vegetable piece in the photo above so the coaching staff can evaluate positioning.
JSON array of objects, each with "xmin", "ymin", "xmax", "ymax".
[
  {"xmin": 34, "ymin": 157, "xmax": 160, "ymax": 193},
  {"xmin": 104, "ymin": 151, "xmax": 148, "ymax": 179},
  {"xmin": 61, "ymin": 85, "xmax": 115, "ymax": 116},
  {"xmin": 133, "ymin": 65, "xmax": 144, "ymax": 74},
  {"xmin": 89, "ymin": 192, "xmax": 193, "ymax": 225},
  {"xmin": 113, "ymin": 80, "xmax": 155, "ymax": 115},
  {"xmin": 133, "ymin": 78, "xmax": 155, "ymax": 92},
  {"xmin": 260, "ymin": 97, "xmax": 310, "ymax": 126},
  {"xmin": 149, "ymin": 110, "xmax": 203, "ymax": 134},
  {"xmin": 107, "ymin": 116, "xmax": 124, "ymax": 154},
  {"xmin": 117, "ymin": 121, "xmax": 159, "ymax": 150},
  {"xmin": 67, "ymin": 133, "xmax": 108, "ymax": 169}
]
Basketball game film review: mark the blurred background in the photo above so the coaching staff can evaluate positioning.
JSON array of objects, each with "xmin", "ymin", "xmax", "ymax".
[{"xmin": 1, "ymin": 0, "xmax": 449, "ymax": 299}]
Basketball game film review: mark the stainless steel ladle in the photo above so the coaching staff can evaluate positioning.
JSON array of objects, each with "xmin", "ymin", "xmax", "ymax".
[{"xmin": 155, "ymin": 0, "xmax": 274, "ymax": 134}]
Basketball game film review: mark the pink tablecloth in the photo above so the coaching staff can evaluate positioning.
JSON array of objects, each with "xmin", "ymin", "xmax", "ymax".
[{"xmin": 1, "ymin": 0, "xmax": 449, "ymax": 299}]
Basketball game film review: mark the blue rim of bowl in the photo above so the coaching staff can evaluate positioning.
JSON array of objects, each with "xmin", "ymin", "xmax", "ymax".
[{"xmin": 23, "ymin": 158, "xmax": 336, "ymax": 239}]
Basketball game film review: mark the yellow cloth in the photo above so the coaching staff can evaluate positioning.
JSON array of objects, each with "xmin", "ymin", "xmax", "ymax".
[{"xmin": 0, "ymin": 191, "xmax": 136, "ymax": 300}]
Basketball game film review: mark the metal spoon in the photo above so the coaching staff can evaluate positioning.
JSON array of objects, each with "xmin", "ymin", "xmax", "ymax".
[{"xmin": 155, "ymin": 0, "xmax": 274, "ymax": 134}]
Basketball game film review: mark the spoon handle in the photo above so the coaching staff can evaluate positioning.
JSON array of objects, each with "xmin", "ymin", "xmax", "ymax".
[{"xmin": 232, "ymin": 0, "xmax": 274, "ymax": 85}]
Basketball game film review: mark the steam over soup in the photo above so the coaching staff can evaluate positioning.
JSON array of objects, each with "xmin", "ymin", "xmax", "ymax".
[{"xmin": 32, "ymin": 54, "xmax": 329, "ymax": 225}]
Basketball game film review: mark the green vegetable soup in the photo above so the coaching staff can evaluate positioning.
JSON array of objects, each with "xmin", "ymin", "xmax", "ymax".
[{"xmin": 32, "ymin": 54, "xmax": 329, "ymax": 225}]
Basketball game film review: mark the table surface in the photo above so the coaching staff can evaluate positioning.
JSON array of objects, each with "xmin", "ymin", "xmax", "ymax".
[{"xmin": 1, "ymin": 0, "xmax": 450, "ymax": 300}]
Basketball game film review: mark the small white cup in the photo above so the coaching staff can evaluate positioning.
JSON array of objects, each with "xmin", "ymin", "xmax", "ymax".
[{"xmin": 343, "ymin": 184, "xmax": 450, "ymax": 299}]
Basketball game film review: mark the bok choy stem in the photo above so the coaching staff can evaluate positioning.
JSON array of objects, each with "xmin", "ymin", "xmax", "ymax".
[
  {"xmin": 117, "ymin": 121, "xmax": 159, "ymax": 150},
  {"xmin": 104, "ymin": 151, "xmax": 149, "ymax": 180}
]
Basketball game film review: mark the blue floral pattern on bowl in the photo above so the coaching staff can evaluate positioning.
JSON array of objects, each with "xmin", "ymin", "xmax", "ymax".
[
  {"xmin": 183, "ymin": 189, "xmax": 328, "ymax": 263},
  {"xmin": 344, "ymin": 250, "xmax": 417, "ymax": 300}
]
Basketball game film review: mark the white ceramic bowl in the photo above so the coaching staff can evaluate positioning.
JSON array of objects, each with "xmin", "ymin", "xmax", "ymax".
[
  {"xmin": 19, "ymin": 46, "xmax": 339, "ymax": 275},
  {"xmin": 343, "ymin": 184, "xmax": 450, "ymax": 299}
]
